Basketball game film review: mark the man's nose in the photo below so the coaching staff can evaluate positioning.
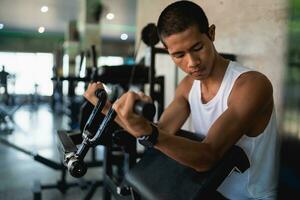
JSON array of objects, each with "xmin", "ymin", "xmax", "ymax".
[{"xmin": 187, "ymin": 53, "xmax": 200, "ymax": 69}]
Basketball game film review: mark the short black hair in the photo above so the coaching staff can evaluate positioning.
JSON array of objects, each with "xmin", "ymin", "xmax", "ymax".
[{"xmin": 157, "ymin": 1, "xmax": 209, "ymax": 45}]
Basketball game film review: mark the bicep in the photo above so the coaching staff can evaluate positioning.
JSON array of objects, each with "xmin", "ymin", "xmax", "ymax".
[
  {"xmin": 204, "ymin": 73, "xmax": 274, "ymax": 158},
  {"xmin": 229, "ymin": 73, "xmax": 273, "ymax": 128}
]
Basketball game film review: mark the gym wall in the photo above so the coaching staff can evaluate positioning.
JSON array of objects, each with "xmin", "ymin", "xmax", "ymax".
[{"xmin": 135, "ymin": 0, "xmax": 288, "ymax": 131}]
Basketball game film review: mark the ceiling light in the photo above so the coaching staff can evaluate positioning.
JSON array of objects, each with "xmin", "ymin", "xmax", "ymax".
[
  {"xmin": 106, "ymin": 13, "xmax": 115, "ymax": 20},
  {"xmin": 120, "ymin": 33, "xmax": 128, "ymax": 40},
  {"xmin": 41, "ymin": 6, "xmax": 48, "ymax": 13},
  {"xmin": 38, "ymin": 26, "xmax": 45, "ymax": 33},
  {"xmin": 0, "ymin": 23, "xmax": 4, "ymax": 29}
]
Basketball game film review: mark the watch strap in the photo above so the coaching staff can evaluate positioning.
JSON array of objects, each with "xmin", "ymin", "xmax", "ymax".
[{"xmin": 138, "ymin": 123, "xmax": 159, "ymax": 148}]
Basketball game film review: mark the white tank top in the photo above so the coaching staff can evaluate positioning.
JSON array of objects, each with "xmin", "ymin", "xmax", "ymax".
[{"xmin": 188, "ymin": 61, "xmax": 280, "ymax": 199}]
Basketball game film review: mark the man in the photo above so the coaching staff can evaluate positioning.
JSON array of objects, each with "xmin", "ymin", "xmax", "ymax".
[
  {"xmin": 0, "ymin": 65, "xmax": 9, "ymax": 95},
  {"xmin": 84, "ymin": 1, "xmax": 280, "ymax": 199}
]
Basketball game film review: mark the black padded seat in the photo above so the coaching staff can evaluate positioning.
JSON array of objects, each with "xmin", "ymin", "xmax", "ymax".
[{"xmin": 124, "ymin": 133, "xmax": 249, "ymax": 200}]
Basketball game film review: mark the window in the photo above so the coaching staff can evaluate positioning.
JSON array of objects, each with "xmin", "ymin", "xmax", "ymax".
[{"xmin": 0, "ymin": 52, "xmax": 53, "ymax": 96}]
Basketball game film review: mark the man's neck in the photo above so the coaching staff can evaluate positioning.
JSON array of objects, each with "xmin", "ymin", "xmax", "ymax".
[
  {"xmin": 202, "ymin": 55, "xmax": 229, "ymax": 87},
  {"xmin": 200, "ymin": 56, "xmax": 229, "ymax": 103}
]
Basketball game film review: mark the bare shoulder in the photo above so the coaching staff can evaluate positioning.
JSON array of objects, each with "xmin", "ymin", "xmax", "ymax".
[
  {"xmin": 175, "ymin": 75, "xmax": 194, "ymax": 100},
  {"xmin": 229, "ymin": 71, "xmax": 273, "ymax": 106},
  {"xmin": 235, "ymin": 71, "xmax": 273, "ymax": 93}
]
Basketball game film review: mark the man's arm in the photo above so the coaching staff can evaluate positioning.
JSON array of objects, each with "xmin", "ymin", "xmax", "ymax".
[
  {"xmin": 157, "ymin": 76, "xmax": 192, "ymax": 134},
  {"xmin": 202, "ymin": 71, "xmax": 274, "ymax": 157},
  {"xmin": 113, "ymin": 71, "xmax": 274, "ymax": 172},
  {"xmin": 155, "ymin": 71, "xmax": 274, "ymax": 171}
]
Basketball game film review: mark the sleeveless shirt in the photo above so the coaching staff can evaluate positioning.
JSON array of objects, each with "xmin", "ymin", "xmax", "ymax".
[{"xmin": 188, "ymin": 61, "xmax": 280, "ymax": 199}]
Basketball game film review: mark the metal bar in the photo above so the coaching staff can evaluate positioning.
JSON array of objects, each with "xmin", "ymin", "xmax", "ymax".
[{"xmin": 0, "ymin": 137, "xmax": 62, "ymax": 170}]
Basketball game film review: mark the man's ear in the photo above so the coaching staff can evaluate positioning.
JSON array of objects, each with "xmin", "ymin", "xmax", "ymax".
[{"xmin": 207, "ymin": 24, "xmax": 216, "ymax": 41}]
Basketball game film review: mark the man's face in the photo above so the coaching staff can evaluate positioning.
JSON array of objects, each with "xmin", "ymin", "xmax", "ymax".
[{"xmin": 163, "ymin": 25, "xmax": 216, "ymax": 80}]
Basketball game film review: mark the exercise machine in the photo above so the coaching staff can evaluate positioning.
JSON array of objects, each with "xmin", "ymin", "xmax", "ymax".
[{"xmin": 57, "ymin": 89, "xmax": 250, "ymax": 200}]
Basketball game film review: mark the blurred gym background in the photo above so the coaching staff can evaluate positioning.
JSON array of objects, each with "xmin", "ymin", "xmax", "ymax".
[{"xmin": 0, "ymin": 0, "xmax": 299, "ymax": 199}]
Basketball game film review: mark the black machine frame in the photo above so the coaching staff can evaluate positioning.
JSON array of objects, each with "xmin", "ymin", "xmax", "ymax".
[{"xmin": 56, "ymin": 87, "xmax": 250, "ymax": 200}]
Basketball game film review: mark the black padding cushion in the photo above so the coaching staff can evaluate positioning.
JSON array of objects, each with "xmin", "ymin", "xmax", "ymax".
[{"xmin": 124, "ymin": 136, "xmax": 249, "ymax": 200}]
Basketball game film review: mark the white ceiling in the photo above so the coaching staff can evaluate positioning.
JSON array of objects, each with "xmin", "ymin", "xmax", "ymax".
[{"xmin": 0, "ymin": 0, "xmax": 137, "ymax": 41}]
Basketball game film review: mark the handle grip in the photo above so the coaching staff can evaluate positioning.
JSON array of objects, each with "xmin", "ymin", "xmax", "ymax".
[
  {"xmin": 95, "ymin": 88, "xmax": 106, "ymax": 99},
  {"xmin": 67, "ymin": 97, "xmax": 156, "ymax": 178},
  {"xmin": 133, "ymin": 100, "xmax": 156, "ymax": 121}
]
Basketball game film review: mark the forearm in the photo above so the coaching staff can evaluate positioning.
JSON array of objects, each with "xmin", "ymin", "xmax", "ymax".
[
  {"xmin": 155, "ymin": 129, "xmax": 218, "ymax": 172},
  {"xmin": 157, "ymin": 103, "xmax": 190, "ymax": 135}
]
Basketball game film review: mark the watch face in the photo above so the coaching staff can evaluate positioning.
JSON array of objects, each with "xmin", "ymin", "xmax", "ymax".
[
  {"xmin": 138, "ymin": 137, "xmax": 154, "ymax": 148},
  {"xmin": 139, "ymin": 135, "xmax": 149, "ymax": 141}
]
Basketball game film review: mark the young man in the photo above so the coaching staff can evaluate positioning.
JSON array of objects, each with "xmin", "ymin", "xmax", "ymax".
[{"xmin": 84, "ymin": 1, "xmax": 280, "ymax": 199}]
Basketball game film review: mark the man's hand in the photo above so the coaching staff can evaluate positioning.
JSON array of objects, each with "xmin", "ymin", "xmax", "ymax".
[
  {"xmin": 83, "ymin": 81, "xmax": 111, "ymax": 113},
  {"xmin": 113, "ymin": 91, "xmax": 153, "ymax": 138}
]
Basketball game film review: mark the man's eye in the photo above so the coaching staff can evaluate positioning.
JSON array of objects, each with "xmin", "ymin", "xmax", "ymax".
[
  {"xmin": 193, "ymin": 46, "xmax": 203, "ymax": 51},
  {"xmin": 173, "ymin": 54, "xmax": 184, "ymax": 59}
]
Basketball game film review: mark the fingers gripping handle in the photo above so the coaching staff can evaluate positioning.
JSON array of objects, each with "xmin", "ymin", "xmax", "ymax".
[
  {"xmin": 95, "ymin": 88, "xmax": 156, "ymax": 122},
  {"xmin": 83, "ymin": 89, "xmax": 107, "ymax": 137},
  {"xmin": 89, "ymin": 100, "xmax": 155, "ymax": 144},
  {"xmin": 68, "ymin": 99, "xmax": 156, "ymax": 178}
]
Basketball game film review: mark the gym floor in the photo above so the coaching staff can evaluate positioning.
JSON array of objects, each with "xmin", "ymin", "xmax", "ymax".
[{"xmin": 0, "ymin": 103, "xmax": 105, "ymax": 200}]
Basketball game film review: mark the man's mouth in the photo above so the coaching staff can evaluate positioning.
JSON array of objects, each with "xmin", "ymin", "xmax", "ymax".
[{"xmin": 191, "ymin": 68, "xmax": 205, "ymax": 76}]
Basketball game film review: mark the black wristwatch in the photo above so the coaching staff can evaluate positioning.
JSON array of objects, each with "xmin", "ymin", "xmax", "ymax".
[{"xmin": 138, "ymin": 123, "xmax": 159, "ymax": 148}]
